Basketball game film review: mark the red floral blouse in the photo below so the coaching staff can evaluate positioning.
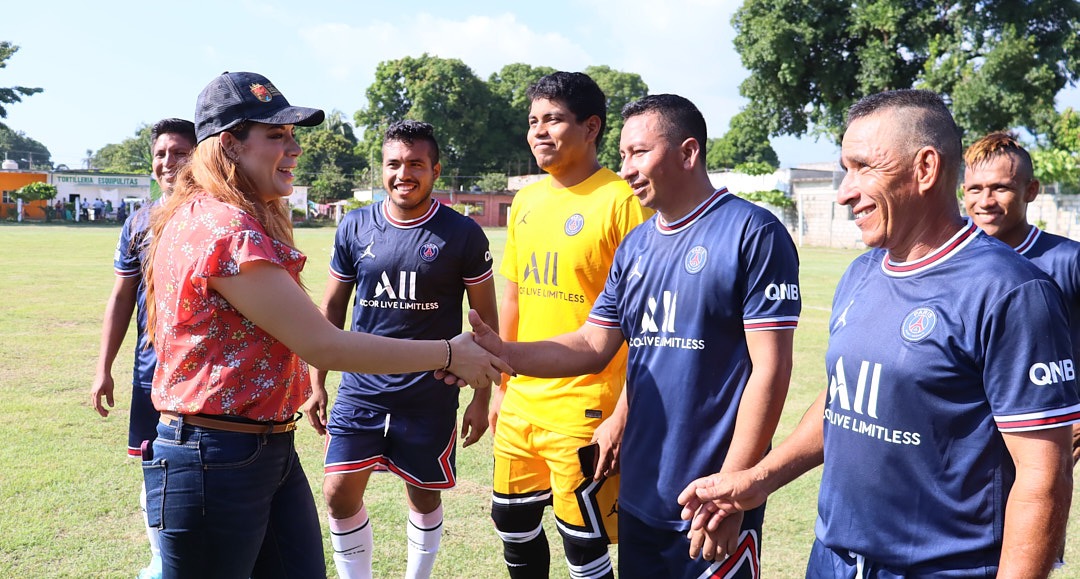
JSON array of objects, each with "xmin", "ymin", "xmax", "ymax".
[{"xmin": 151, "ymin": 193, "xmax": 310, "ymax": 421}]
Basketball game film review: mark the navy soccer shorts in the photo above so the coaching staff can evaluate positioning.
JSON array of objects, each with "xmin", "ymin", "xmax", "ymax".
[
  {"xmin": 324, "ymin": 402, "xmax": 457, "ymax": 490},
  {"xmin": 127, "ymin": 386, "xmax": 159, "ymax": 458},
  {"xmin": 619, "ymin": 505, "xmax": 764, "ymax": 578}
]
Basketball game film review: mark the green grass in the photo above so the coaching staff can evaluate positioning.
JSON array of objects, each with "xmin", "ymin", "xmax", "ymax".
[{"xmin": 0, "ymin": 223, "xmax": 1077, "ymax": 578}]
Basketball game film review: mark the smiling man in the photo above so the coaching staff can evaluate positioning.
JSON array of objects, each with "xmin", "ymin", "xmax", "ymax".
[
  {"xmin": 303, "ymin": 120, "xmax": 498, "ymax": 579},
  {"xmin": 679, "ymin": 90, "xmax": 1079, "ymax": 578},
  {"xmin": 472, "ymin": 93, "xmax": 800, "ymax": 577},
  {"xmin": 91, "ymin": 118, "xmax": 196, "ymax": 579},
  {"xmin": 964, "ymin": 131, "xmax": 1080, "ymax": 464},
  {"xmin": 490, "ymin": 71, "xmax": 649, "ymax": 579}
]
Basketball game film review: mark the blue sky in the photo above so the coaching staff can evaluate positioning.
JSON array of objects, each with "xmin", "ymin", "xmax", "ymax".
[{"xmin": 3, "ymin": 0, "xmax": 1079, "ymax": 171}]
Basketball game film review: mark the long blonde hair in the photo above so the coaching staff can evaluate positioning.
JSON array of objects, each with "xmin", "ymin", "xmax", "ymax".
[{"xmin": 144, "ymin": 123, "xmax": 297, "ymax": 342}]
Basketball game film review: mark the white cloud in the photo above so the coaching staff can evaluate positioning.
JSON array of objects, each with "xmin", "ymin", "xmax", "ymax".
[
  {"xmin": 576, "ymin": 0, "xmax": 749, "ymax": 131},
  {"xmin": 298, "ymin": 12, "xmax": 592, "ymax": 85},
  {"xmin": 422, "ymin": 13, "xmax": 592, "ymax": 76}
]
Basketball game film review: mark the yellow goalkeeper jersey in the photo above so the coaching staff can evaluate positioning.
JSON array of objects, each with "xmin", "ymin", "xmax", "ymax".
[{"xmin": 500, "ymin": 168, "xmax": 649, "ymax": 438}]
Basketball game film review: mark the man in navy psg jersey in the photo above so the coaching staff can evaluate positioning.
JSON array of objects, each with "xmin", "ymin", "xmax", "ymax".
[
  {"xmin": 91, "ymin": 118, "xmax": 196, "ymax": 579},
  {"xmin": 302, "ymin": 120, "xmax": 498, "ymax": 579},
  {"xmin": 679, "ymin": 90, "xmax": 1079, "ymax": 577},
  {"xmin": 962, "ymin": 131, "xmax": 1080, "ymax": 465},
  {"xmin": 470, "ymin": 94, "xmax": 800, "ymax": 578}
]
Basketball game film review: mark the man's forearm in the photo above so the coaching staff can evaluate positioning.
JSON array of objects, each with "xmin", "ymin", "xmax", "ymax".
[
  {"xmin": 96, "ymin": 282, "xmax": 137, "ymax": 374},
  {"xmin": 753, "ymin": 389, "xmax": 828, "ymax": 494},
  {"xmin": 503, "ymin": 334, "xmax": 608, "ymax": 378}
]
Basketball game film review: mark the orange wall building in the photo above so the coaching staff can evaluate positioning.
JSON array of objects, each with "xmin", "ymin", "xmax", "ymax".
[{"xmin": 0, "ymin": 170, "xmax": 49, "ymax": 219}]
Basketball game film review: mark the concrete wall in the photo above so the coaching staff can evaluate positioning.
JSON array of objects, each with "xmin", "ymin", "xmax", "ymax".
[
  {"xmin": 792, "ymin": 177, "xmax": 865, "ymax": 249},
  {"xmin": 507, "ymin": 174, "xmax": 545, "ymax": 191},
  {"xmin": 1025, "ymin": 193, "xmax": 1080, "ymax": 239},
  {"xmin": 790, "ymin": 176, "xmax": 1080, "ymax": 249},
  {"xmin": 432, "ymin": 191, "xmax": 515, "ymax": 227}
]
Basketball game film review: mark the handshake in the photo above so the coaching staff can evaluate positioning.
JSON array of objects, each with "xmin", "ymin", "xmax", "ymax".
[{"xmin": 436, "ymin": 310, "xmax": 513, "ymax": 389}]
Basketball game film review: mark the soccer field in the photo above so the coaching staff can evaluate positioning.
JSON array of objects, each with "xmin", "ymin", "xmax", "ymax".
[{"xmin": 0, "ymin": 223, "xmax": 1077, "ymax": 578}]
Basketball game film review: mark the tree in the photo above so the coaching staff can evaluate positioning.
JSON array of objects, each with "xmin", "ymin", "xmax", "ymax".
[
  {"xmin": 355, "ymin": 57, "xmax": 653, "ymax": 180},
  {"xmin": 488, "ymin": 63, "xmax": 557, "ymax": 175},
  {"xmin": 1032, "ymin": 107, "xmax": 1080, "ymax": 194},
  {"xmin": 12, "ymin": 181, "xmax": 56, "ymax": 202},
  {"xmin": 733, "ymin": 0, "xmax": 1080, "ymax": 143},
  {"xmin": 475, "ymin": 172, "xmax": 509, "ymax": 192},
  {"xmin": 91, "ymin": 124, "xmax": 151, "ymax": 174},
  {"xmin": 308, "ymin": 163, "xmax": 355, "ymax": 203},
  {"xmin": 295, "ymin": 110, "xmax": 365, "ymax": 202},
  {"xmin": 734, "ymin": 161, "xmax": 778, "ymax": 176},
  {"xmin": 355, "ymin": 54, "xmax": 506, "ymax": 186},
  {"xmin": 321, "ymin": 109, "xmax": 359, "ymax": 142},
  {"xmin": 0, "ymin": 42, "xmax": 42, "ymax": 119},
  {"xmin": 489, "ymin": 63, "xmax": 558, "ymax": 117},
  {"xmin": 0, "ymin": 123, "xmax": 51, "ymax": 169},
  {"xmin": 707, "ymin": 109, "xmax": 779, "ymax": 171},
  {"xmin": 583, "ymin": 65, "xmax": 649, "ymax": 170}
]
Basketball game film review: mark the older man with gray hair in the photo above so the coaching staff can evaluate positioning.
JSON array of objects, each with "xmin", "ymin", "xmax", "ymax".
[{"xmin": 679, "ymin": 89, "xmax": 1079, "ymax": 578}]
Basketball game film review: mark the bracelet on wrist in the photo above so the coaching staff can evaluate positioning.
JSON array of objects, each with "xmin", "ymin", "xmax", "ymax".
[{"xmin": 441, "ymin": 339, "xmax": 453, "ymax": 371}]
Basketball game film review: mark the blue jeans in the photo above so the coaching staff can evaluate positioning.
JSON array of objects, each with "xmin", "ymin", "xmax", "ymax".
[{"xmin": 142, "ymin": 417, "xmax": 325, "ymax": 579}]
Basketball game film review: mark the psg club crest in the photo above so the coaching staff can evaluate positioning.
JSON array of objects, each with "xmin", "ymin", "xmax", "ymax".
[
  {"xmin": 418, "ymin": 242, "xmax": 440, "ymax": 262},
  {"xmin": 249, "ymin": 83, "xmax": 273, "ymax": 102},
  {"xmin": 684, "ymin": 245, "xmax": 708, "ymax": 274},
  {"xmin": 901, "ymin": 307, "xmax": 937, "ymax": 342},
  {"xmin": 564, "ymin": 214, "xmax": 585, "ymax": 236}
]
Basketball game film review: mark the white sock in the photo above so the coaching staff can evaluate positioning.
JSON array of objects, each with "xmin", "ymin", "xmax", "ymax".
[
  {"xmin": 405, "ymin": 505, "xmax": 443, "ymax": 579},
  {"xmin": 140, "ymin": 482, "xmax": 161, "ymax": 569},
  {"xmin": 329, "ymin": 506, "xmax": 373, "ymax": 579}
]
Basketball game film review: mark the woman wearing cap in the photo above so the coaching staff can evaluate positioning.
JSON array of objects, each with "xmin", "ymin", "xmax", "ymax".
[{"xmin": 142, "ymin": 71, "xmax": 510, "ymax": 578}]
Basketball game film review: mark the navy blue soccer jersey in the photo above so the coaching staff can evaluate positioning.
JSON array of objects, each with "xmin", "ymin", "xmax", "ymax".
[
  {"xmin": 818, "ymin": 222, "xmax": 1080, "ymax": 570},
  {"xmin": 329, "ymin": 200, "xmax": 493, "ymax": 413},
  {"xmin": 1017, "ymin": 226, "xmax": 1080, "ymax": 366},
  {"xmin": 588, "ymin": 189, "xmax": 801, "ymax": 530},
  {"xmin": 113, "ymin": 204, "xmax": 156, "ymax": 389}
]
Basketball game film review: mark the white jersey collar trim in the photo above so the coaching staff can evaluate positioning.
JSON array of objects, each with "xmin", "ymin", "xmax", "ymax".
[
  {"xmin": 1015, "ymin": 226, "xmax": 1040, "ymax": 255},
  {"xmin": 880, "ymin": 220, "xmax": 980, "ymax": 278},
  {"xmin": 382, "ymin": 199, "xmax": 439, "ymax": 229},
  {"xmin": 655, "ymin": 188, "xmax": 729, "ymax": 235}
]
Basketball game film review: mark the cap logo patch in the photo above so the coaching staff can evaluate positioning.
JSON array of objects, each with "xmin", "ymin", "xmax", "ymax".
[
  {"xmin": 249, "ymin": 83, "xmax": 274, "ymax": 102},
  {"xmin": 418, "ymin": 242, "xmax": 439, "ymax": 262},
  {"xmin": 901, "ymin": 307, "xmax": 937, "ymax": 342}
]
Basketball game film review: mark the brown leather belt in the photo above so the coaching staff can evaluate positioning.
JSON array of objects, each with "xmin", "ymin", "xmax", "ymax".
[{"xmin": 159, "ymin": 411, "xmax": 299, "ymax": 434}]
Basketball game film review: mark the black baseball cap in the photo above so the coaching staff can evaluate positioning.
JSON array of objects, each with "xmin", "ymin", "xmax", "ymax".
[{"xmin": 194, "ymin": 71, "xmax": 325, "ymax": 143}]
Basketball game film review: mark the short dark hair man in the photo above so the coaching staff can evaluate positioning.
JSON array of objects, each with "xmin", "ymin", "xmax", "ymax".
[
  {"xmin": 479, "ymin": 93, "xmax": 800, "ymax": 577},
  {"xmin": 303, "ymin": 119, "xmax": 498, "ymax": 579},
  {"xmin": 91, "ymin": 117, "xmax": 196, "ymax": 579},
  {"xmin": 963, "ymin": 131, "xmax": 1080, "ymax": 465},
  {"xmin": 489, "ymin": 71, "xmax": 649, "ymax": 579}
]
